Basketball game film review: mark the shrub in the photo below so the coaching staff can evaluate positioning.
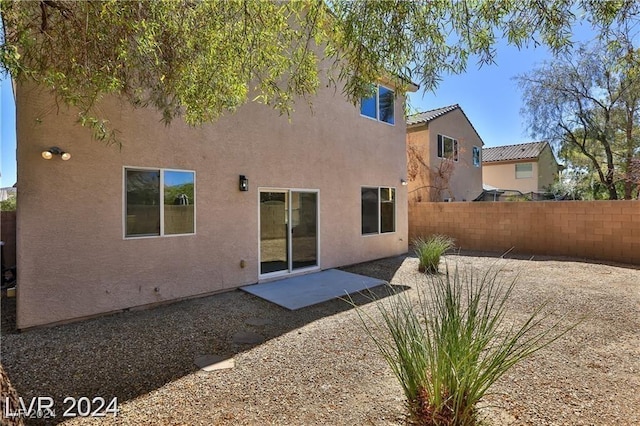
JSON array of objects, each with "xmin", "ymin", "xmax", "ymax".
[
  {"xmin": 352, "ymin": 263, "xmax": 573, "ymax": 425},
  {"xmin": 413, "ymin": 235, "xmax": 454, "ymax": 273},
  {"xmin": 0, "ymin": 195, "xmax": 16, "ymax": 211}
]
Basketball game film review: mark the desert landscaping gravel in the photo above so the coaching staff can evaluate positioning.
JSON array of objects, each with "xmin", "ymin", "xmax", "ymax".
[{"xmin": 1, "ymin": 252, "xmax": 639, "ymax": 425}]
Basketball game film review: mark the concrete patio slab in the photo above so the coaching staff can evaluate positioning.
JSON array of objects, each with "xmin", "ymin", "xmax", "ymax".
[{"xmin": 240, "ymin": 269, "xmax": 387, "ymax": 310}]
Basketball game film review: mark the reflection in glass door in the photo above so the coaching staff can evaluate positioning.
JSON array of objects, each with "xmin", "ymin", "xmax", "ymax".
[
  {"xmin": 260, "ymin": 190, "xmax": 318, "ymax": 276},
  {"xmin": 260, "ymin": 191, "xmax": 288, "ymax": 274},
  {"xmin": 291, "ymin": 192, "xmax": 317, "ymax": 270}
]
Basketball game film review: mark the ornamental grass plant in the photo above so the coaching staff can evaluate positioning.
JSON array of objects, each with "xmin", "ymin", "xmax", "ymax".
[
  {"xmin": 353, "ymin": 262, "xmax": 573, "ymax": 426},
  {"xmin": 413, "ymin": 235, "xmax": 455, "ymax": 273}
]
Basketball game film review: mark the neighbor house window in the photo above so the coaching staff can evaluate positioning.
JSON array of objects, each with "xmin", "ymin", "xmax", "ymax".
[
  {"xmin": 361, "ymin": 187, "xmax": 395, "ymax": 235},
  {"xmin": 360, "ymin": 85, "xmax": 395, "ymax": 125},
  {"xmin": 125, "ymin": 168, "xmax": 195, "ymax": 237},
  {"xmin": 515, "ymin": 163, "xmax": 533, "ymax": 179},
  {"xmin": 437, "ymin": 135, "xmax": 458, "ymax": 161},
  {"xmin": 473, "ymin": 146, "xmax": 481, "ymax": 167}
]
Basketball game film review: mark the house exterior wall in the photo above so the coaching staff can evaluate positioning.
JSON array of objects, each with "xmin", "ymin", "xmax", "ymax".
[
  {"xmin": 483, "ymin": 160, "xmax": 540, "ymax": 193},
  {"xmin": 409, "ymin": 200, "xmax": 640, "ymax": 265},
  {"xmin": 406, "ymin": 109, "xmax": 483, "ymax": 202},
  {"xmin": 483, "ymin": 144, "xmax": 559, "ymax": 194},
  {"xmin": 537, "ymin": 144, "xmax": 560, "ymax": 191},
  {"xmin": 16, "ymin": 80, "xmax": 409, "ymax": 329}
]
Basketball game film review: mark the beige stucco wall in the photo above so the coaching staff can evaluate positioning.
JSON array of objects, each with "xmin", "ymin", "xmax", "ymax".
[
  {"xmin": 483, "ymin": 145, "xmax": 559, "ymax": 194},
  {"xmin": 483, "ymin": 160, "xmax": 540, "ymax": 193},
  {"xmin": 482, "ymin": 146, "xmax": 558, "ymax": 193},
  {"xmin": 537, "ymin": 144, "xmax": 560, "ymax": 190},
  {"xmin": 406, "ymin": 108, "xmax": 483, "ymax": 202},
  {"xmin": 16, "ymin": 80, "xmax": 410, "ymax": 329}
]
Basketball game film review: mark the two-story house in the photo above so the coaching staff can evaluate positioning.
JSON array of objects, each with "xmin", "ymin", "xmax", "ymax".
[
  {"xmin": 406, "ymin": 104, "xmax": 484, "ymax": 202},
  {"xmin": 14, "ymin": 76, "xmax": 417, "ymax": 329},
  {"xmin": 482, "ymin": 141, "xmax": 562, "ymax": 194}
]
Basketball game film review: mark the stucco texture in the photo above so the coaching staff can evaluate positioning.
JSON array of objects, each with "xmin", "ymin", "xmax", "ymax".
[
  {"xmin": 483, "ymin": 144, "xmax": 559, "ymax": 193},
  {"xmin": 16, "ymin": 80, "xmax": 409, "ymax": 329},
  {"xmin": 406, "ymin": 108, "xmax": 483, "ymax": 202}
]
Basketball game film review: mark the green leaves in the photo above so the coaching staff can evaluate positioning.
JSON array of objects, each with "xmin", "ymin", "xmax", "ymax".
[
  {"xmin": 413, "ymin": 235, "xmax": 455, "ymax": 274},
  {"xmin": 1, "ymin": 0, "xmax": 639, "ymax": 145},
  {"xmin": 351, "ymin": 262, "xmax": 575, "ymax": 425},
  {"xmin": 517, "ymin": 34, "xmax": 640, "ymax": 200}
]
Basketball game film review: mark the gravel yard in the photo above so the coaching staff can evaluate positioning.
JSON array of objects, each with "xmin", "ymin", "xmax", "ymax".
[{"xmin": 1, "ymin": 253, "xmax": 639, "ymax": 425}]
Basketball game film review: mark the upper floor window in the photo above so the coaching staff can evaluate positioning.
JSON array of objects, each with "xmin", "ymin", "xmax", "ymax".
[
  {"xmin": 360, "ymin": 85, "xmax": 395, "ymax": 125},
  {"xmin": 125, "ymin": 168, "xmax": 195, "ymax": 238},
  {"xmin": 437, "ymin": 135, "xmax": 458, "ymax": 161},
  {"xmin": 515, "ymin": 163, "xmax": 533, "ymax": 179},
  {"xmin": 473, "ymin": 146, "xmax": 481, "ymax": 167}
]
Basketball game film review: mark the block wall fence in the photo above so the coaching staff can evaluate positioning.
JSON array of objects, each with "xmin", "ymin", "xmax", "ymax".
[{"xmin": 409, "ymin": 201, "xmax": 640, "ymax": 265}]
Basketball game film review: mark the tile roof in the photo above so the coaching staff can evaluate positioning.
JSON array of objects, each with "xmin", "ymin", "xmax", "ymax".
[
  {"xmin": 406, "ymin": 104, "xmax": 484, "ymax": 145},
  {"xmin": 406, "ymin": 104, "xmax": 460, "ymax": 125},
  {"xmin": 482, "ymin": 141, "xmax": 549, "ymax": 163}
]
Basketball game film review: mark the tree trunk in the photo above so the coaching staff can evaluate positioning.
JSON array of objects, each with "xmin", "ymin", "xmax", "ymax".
[
  {"xmin": 624, "ymin": 181, "xmax": 633, "ymax": 199},
  {"xmin": 623, "ymin": 102, "xmax": 636, "ymax": 199},
  {"xmin": 1, "ymin": 363, "xmax": 25, "ymax": 426}
]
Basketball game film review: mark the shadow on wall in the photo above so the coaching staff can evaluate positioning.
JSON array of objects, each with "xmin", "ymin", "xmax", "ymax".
[{"xmin": 1, "ymin": 255, "xmax": 407, "ymax": 426}]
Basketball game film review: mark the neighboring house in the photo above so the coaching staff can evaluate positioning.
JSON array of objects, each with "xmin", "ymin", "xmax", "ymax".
[
  {"xmin": 482, "ymin": 141, "xmax": 562, "ymax": 194},
  {"xmin": 406, "ymin": 104, "xmax": 484, "ymax": 202},
  {"xmin": 15, "ymin": 77, "xmax": 417, "ymax": 329}
]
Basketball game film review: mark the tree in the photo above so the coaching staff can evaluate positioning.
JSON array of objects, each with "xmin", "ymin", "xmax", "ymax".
[
  {"xmin": 407, "ymin": 142, "xmax": 459, "ymax": 202},
  {"xmin": 517, "ymin": 38, "xmax": 640, "ymax": 200},
  {"xmin": 1, "ymin": 1, "xmax": 640, "ymax": 144},
  {"xmin": 627, "ymin": 158, "xmax": 640, "ymax": 198},
  {"xmin": 0, "ymin": 194, "xmax": 16, "ymax": 211},
  {"xmin": 0, "ymin": 363, "xmax": 24, "ymax": 426}
]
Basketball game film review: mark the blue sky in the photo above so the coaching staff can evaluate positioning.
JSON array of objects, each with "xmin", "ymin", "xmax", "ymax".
[
  {"xmin": 408, "ymin": 38, "xmax": 552, "ymax": 147},
  {"xmin": 408, "ymin": 20, "xmax": 596, "ymax": 149},
  {"xmin": 1, "ymin": 77, "xmax": 16, "ymax": 187},
  {"xmin": 0, "ymin": 24, "xmax": 596, "ymax": 188}
]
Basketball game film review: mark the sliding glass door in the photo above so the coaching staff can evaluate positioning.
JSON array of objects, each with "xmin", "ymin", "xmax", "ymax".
[
  {"xmin": 260, "ymin": 189, "xmax": 318, "ymax": 276},
  {"xmin": 259, "ymin": 191, "xmax": 288, "ymax": 274},
  {"xmin": 291, "ymin": 191, "xmax": 317, "ymax": 270}
]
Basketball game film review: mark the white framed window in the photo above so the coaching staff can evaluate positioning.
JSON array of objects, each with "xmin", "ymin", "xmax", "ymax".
[
  {"xmin": 361, "ymin": 187, "xmax": 396, "ymax": 235},
  {"xmin": 515, "ymin": 163, "xmax": 533, "ymax": 179},
  {"xmin": 437, "ymin": 134, "xmax": 458, "ymax": 161},
  {"xmin": 360, "ymin": 84, "xmax": 395, "ymax": 125},
  {"xmin": 473, "ymin": 146, "xmax": 481, "ymax": 167},
  {"xmin": 124, "ymin": 167, "xmax": 196, "ymax": 238}
]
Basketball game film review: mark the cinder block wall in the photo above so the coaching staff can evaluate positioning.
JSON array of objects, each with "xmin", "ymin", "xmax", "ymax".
[{"xmin": 409, "ymin": 201, "xmax": 640, "ymax": 265}]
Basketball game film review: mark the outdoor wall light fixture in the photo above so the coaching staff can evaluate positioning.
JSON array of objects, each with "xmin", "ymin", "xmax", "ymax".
[
  {"xmin": 239, "ymin": 175, "xmax": 249, "ymax": 191},
  {"xmin": 401, "ymin": 179, "xmax": 408, "ymax": 186},
  {"xmin": 42, "ymin": 147, "xmax": 71, "ymax": 161}
]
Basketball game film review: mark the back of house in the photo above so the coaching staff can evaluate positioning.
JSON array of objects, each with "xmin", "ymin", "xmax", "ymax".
[
  {"xmin": 15, "ymin": 76, "xmax": 415, "ymax": 329},
  {"xmin": 406, "ymin": 104, "xmax": 484, "ymax": 202}
]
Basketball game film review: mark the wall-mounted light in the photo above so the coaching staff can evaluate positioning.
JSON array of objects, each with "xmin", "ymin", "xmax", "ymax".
[
  {"xmin": 42, "ymin": 147, "xmax": 71, "ymax": 161},
  {"xmin": 239, "ymin": 175, "xmax": 249, "ymax": 192},
  {"xmin": 401, "ymin": 179, "xmax": 408, "ymax": 186}
]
